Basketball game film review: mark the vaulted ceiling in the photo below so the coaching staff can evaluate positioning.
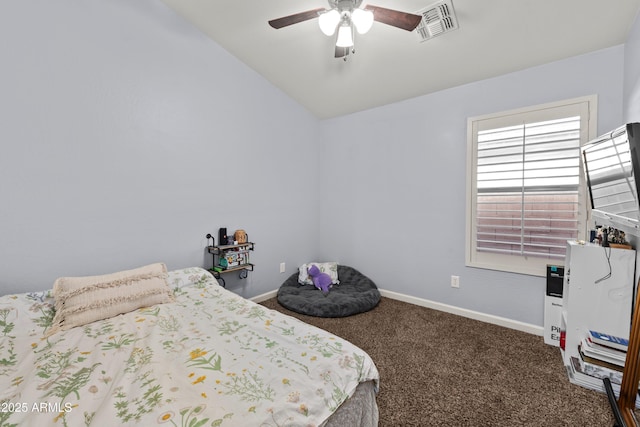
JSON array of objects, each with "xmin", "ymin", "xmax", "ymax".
[{"xmin": 160, "ymin": 0, "xmax": 640, "ymax": 119}]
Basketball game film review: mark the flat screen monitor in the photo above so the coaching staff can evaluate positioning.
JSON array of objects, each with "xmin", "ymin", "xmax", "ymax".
[{"xmin": 582, "ymin": 123, "xmax": 640, "ymax": 234}]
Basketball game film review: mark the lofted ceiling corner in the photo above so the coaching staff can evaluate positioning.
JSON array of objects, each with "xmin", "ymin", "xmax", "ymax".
[{"xmin": 159, "ymin": 0, "xmax": 640, "ymax": 119}]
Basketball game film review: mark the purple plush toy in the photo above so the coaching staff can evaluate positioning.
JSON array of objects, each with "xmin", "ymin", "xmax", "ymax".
[{"xmin": 308, "ymin": 265, "xmax": 332, "ymax": 294}]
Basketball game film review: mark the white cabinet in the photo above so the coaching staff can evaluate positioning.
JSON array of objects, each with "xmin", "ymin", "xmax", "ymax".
[{"xmin": 561, "ymin": 240, "xmax": 636, "ymax": 393}]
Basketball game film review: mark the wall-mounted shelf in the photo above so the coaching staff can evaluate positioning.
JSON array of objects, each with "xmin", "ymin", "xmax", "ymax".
[{"xmin": 205, "ymin": 241, "xmax": 254, "ymax": 287}]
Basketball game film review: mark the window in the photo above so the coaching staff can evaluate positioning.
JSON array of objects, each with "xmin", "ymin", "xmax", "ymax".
[{"xmin": 466, "ymin": 96, "xmax": 597, "ymax": 276}]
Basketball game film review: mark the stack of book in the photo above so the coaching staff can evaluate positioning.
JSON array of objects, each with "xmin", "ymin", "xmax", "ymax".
[{"xmin": 571, "ymin": 330, "xmax": 628, "ymax": 387}]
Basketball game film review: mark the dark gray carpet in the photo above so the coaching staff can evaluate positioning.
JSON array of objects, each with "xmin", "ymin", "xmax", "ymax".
[
  {"xmin": 260, "ymin": 296, "xmax": 617, "ymax": 426},
  {"xmin": 277, "ymin": 265, "xmax": 381, "ymax": 317}
]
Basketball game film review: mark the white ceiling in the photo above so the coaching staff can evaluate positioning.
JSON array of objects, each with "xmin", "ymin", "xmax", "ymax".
[{"xmin": 160, "ymin": 0, "xmax": 640, "ymax": 119}]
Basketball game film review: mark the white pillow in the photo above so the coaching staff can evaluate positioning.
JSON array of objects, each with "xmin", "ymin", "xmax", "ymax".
[
  {"xmin": 298, "ymin": 262, "xmax": 340, "ymax": 285},
  {"xmin": 47, "ymin": 262, "xmax": 174, "ymax": 336}
]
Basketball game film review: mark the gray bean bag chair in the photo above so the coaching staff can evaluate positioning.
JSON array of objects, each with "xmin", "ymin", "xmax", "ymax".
[{"xmin": 277, "ymin": 265, "xmax": 381, "ymax": 317}]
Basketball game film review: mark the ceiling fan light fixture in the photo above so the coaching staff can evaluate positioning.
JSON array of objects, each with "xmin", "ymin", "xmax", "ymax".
[
  {"xmin": 351, "ymin": 8, "xmax": 373, "ymax": 34},
  {"xmin": 336, "ymin": 23, "xmax": 354, "ymax": 47},
  {"xmin": 268, "ymin": 1, "xmax": 424, "ymax": 59},
  {"xmin": 318, "ymin": 9, "xmax": 341, "ymax": 36}
]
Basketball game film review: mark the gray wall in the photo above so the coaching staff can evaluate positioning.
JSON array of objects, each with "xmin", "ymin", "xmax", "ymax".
[
  {"xmin": 0, "ymin": 0, "xmax": 320, "ymax": 297},
  {"xmin": 625, "ymin": 8, "xmax": 640, "ymax": 123},
  {"xmin": 318, "ymin": 46, "xmax": 627, "ymax": 327}
]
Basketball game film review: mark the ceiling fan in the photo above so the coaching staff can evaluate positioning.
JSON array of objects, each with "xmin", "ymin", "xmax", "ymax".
[{"xmin": 268, "ymin": 0, "xmax": 422, "ymax": 59}]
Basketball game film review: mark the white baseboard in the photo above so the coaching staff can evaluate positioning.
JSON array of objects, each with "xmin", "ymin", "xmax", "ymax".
[
  {"xmin": 251, "ymin": 288, "xmax": 543, "ymax": 337},
  {"xmin": 250, "ymin": 289, "xmax": 278, "ymax": 303},
  {"xmin": 379, "ymin": 289, "xmax": 544, "ymax": 336}
]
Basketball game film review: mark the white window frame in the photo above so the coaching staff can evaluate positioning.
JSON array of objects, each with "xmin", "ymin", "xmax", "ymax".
[{"xmin": 465, "ymin": 95, "xmax": 598, "ymax": 277}]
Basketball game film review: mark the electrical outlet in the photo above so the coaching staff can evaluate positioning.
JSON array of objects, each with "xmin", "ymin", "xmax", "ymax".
[
  {"xmin": 280, "ymin": 262, "xmax": 286, "ymax": 273},
  {"xmin": 451, "ymin": 275, "xmax": 460, "ymax": 288}
]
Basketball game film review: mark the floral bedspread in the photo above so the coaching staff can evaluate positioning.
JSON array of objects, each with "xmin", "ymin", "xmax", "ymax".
[{"xmin": 0, "ymin": 267, "xmax": 379, "ymax": 427}]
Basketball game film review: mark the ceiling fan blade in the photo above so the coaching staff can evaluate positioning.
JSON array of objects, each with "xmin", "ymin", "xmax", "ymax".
[
  {"xmin": 366, "ymin": 5, "xmax": 422, "ymax": 31},
  {"xmin": 268, "ymin": 8, "xmax": 325, "ymax": 29}
]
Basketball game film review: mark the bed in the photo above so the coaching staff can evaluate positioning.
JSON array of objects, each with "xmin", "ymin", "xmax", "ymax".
[{"xmin": 0, "ymin": 265, "xmax": 379, "ymax": 426}]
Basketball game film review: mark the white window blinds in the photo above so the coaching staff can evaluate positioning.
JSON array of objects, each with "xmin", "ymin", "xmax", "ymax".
[
  {"xmin": 467, "ymin": 96, "xmax": 596, "ymax": 276},
  {"xmin": 475, "ymin": 116, "xmax": 581, "ymax": 259}
]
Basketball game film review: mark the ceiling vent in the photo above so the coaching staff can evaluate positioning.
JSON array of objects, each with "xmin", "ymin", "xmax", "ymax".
[{"xmin": 415, "ymin": 0, "xmax": 458, "ymax": 42}]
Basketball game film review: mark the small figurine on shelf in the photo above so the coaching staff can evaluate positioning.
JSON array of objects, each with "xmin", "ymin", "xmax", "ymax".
[
  {"xmin": 218, "ymin": 258, "xmax": 229, "ymax": 269},
  {"xmin": 596, "ymin": 226, "xmax": 632, "ymax": 249},
  {"xmin": 234, "ymin": 229, "xmax": 247, "ymax": 244}
]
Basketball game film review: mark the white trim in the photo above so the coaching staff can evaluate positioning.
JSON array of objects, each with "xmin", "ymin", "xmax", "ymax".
[
  {"xmin": 252, "ymin": 287, "xmax": 543, "ymax": 336},
  {"xmin": 250, "ymin": 289, "xmax": 278, "ymax": 303},
  {"xmin": 378, "ymin": 289, "xmax": 544, "ymax": 336},
  {"xmin": 465, "ymin": 95, "xmax": 598, "ymax": 276}
]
